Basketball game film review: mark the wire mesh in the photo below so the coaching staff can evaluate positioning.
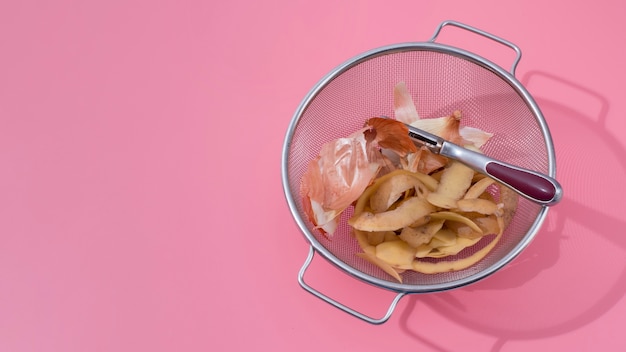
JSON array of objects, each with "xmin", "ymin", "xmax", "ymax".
[{"xmin": 284, "ymin": 46, "xmax": 551, "ymax": 291}]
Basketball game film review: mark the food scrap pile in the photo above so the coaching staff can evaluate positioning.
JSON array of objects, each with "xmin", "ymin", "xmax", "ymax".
[{"xmin": 300, "ymin": 82, "xmax": 518, "ymax": 282}]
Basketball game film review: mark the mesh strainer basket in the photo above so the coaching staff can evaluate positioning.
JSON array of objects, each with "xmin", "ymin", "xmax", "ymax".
[{"xmin": 281, "ymin": 21, "xmax": 557, "ymax": 324}]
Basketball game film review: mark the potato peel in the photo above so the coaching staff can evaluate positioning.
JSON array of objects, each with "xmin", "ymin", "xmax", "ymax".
[
  {"xmin": 464, "ymin": 177, "xmax": 496, "ymax": 199},
  {"xmin": 369, "ymin": 173, "xmax": 428, "ymax": 213},
  {"xmin": 399, "ymin": 219, "xmax": 444, "ymax": 248},
  {"xmin": 375, "ymin": 240, "xmax": 417, "ymax": 269},
  {"xmin": 426, "ymin": 160, "xmax": 474, "ymax": 208},
  {"xmin": 456, "ymin": 198, "xmax": 501, "ymax": 215},
  {"xmin": 350, "ymin": 166, "xmax": 517, "ymax": 280},
  {"xmin": 356, "ymin": 252, "xmax": 403, "ymax": 283},
  {"xmin": 411, "ymin": 232, "xmax": 501, "ymax": 273},
  {"xmin": 349, "ymin": 197, "xmax": 436, "ymax": 232},
  {"xmin": 430, "ymin": 211, "xmax": 482, "ymax": 233}
]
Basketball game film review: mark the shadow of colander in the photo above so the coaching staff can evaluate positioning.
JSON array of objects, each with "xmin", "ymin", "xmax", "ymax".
[{"xmin": 399, "ymin": 71, "xmax": 626, "ymax": 351}]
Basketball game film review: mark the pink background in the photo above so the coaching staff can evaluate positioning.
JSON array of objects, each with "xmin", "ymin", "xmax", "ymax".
[{"xmin": 1, "ymin": 1, "xmax": 625, "ymax": 351}]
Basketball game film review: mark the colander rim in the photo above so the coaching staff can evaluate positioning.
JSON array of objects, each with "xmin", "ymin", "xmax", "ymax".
[{"xmin": 282, "ymin": 41, "xmax": 555, "ymax": 293}]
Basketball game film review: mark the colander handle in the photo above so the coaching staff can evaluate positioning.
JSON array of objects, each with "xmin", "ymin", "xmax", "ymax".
[
  {"xmin": 429, "ymin": 20, "xmax": 522, "ymax": 76},
  {"xmin": 298, "ymin": 246, "xmax": 407, "ymax": 325}
]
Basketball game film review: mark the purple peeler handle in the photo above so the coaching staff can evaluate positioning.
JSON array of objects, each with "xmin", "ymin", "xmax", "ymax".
[{"xmin": 440, "ymin": 142, "xmax": 563, "ymax": 206}]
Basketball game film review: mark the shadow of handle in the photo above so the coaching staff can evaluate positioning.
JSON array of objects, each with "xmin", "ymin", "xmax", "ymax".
[
  {"xmin": 521, "ymin": 70, "xmax": 610, "ymax": 126},
  {"xmin": 298, "ymin": 246, "xmax": 406, "ymax": 325}
]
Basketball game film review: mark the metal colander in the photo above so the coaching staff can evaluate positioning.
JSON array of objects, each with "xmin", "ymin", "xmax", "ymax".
[{"xmin": 281, "ymin": 21, "xmax": 556, "ymax": 324}]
